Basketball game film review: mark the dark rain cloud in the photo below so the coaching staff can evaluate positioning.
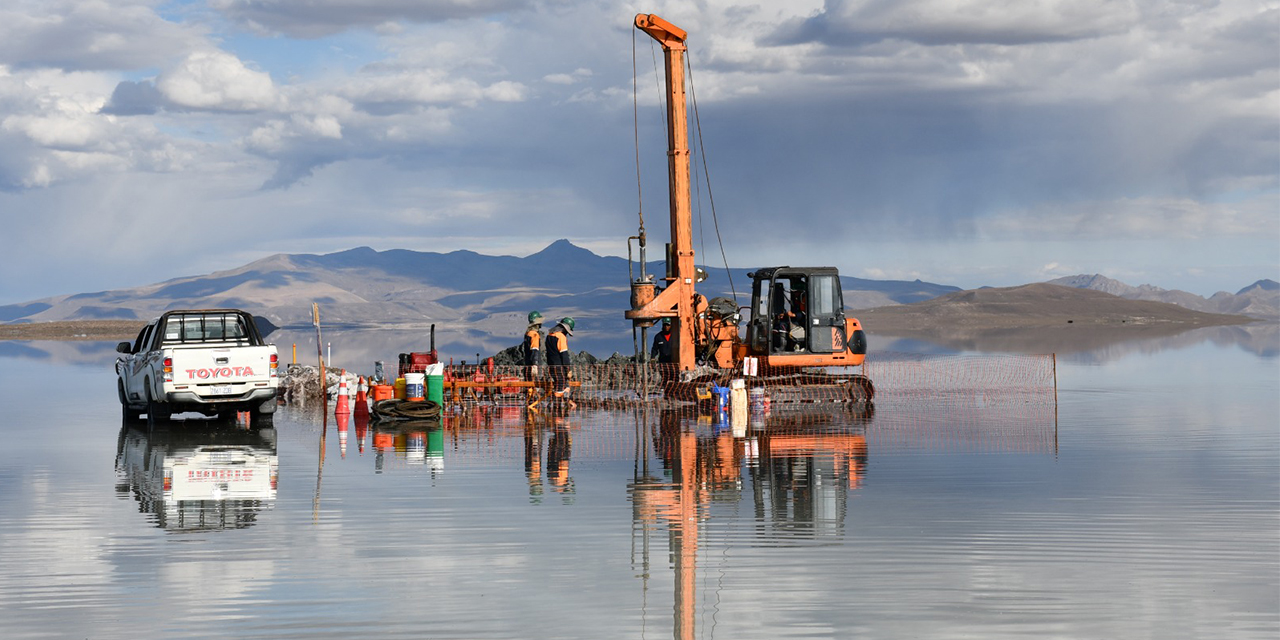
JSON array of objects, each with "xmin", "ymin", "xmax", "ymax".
[
  {"xmin": 101, "ymin": 81, "xmax": 164, "ymax": 116},
  {"xmin": 770, "ymin": 0, "xmax": 1138, "ymax": 47}
]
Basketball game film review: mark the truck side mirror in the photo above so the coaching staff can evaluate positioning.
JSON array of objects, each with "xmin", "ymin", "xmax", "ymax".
[{"xmin": 116, "ymin": 341, "xmax": 132, "ymax": 354}]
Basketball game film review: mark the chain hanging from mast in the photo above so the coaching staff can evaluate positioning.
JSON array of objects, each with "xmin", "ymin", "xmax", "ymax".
[{"xmin": 631, "ymin": 27, "xmax": 646, "ymax": 251}]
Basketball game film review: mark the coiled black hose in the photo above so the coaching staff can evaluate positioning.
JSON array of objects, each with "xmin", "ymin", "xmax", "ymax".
[{"xmin": 371, "ymin": 399, "xmax": 442, "ymax": 422}]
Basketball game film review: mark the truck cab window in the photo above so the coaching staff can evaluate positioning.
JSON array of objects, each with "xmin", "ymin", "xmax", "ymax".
[
  {"xmin": 131, "ymin": 326, "xmax": 149, "ymax": 354},
  {"xmin": 228, "ymin": 317, "xmax": 247, "ymax": 339}
]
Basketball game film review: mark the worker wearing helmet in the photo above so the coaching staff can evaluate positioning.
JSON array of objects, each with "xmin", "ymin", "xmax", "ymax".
[
  {"xmin": 650, "ymin": 317, "xmax": 674, "ymax": 384},
  {"xmin": 546, "ymin": 317, "xmax": 575, "ymax": 398},
  {"xmin": 523, "ymin": 311, "xmax": 544, "ymax": 382},
  {"xmin": 650, "ymin": 318, "xmax": 673, "ymax": 363}
]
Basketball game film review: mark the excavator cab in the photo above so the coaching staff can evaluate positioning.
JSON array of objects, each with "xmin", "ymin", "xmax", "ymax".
[{"xmin": 745, "ymin": 267, "xmax": 867, "ymax": 364}]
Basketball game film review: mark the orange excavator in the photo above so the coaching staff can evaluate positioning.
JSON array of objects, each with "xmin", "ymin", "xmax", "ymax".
[{"xmin": 625, "ymin": 14, "xmax": 873, "ymax": 403}]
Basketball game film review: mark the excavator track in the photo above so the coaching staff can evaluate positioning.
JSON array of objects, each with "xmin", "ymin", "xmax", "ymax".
[
  {"xmin": 662, "ymin": 371, "xmax": 874, "ymax": 404},
  {"xmin": 751, "ymin": 372, "xmax": 875, "ymax": 405}
]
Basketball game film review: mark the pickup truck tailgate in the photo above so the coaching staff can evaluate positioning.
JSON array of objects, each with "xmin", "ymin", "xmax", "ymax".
[{"xmin": 168, "ymin": 345, "xmax": 277, "ymax": 400}]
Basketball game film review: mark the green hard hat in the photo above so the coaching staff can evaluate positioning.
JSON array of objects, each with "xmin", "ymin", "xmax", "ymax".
[
  {"xmin": 528, "ymin": 310, "xmax": 543, "ymax": 324},
  {"xmin": 662, "ymin": 317, "xmax": 672, "ymax": 326},
  {"xmin": 559, "ymin": 317, "xmax": 576, "ymax": 334}
]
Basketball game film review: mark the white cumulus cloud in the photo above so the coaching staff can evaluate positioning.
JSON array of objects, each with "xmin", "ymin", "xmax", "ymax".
[{"xmin": 157, "ymin": 50, "xmax": 279, "ymax": 111}]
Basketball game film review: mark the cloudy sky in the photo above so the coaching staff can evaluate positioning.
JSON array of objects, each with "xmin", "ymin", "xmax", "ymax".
[{"xmin": 0, "ymin": 0, "xmax": 1275, "ymax": 304}]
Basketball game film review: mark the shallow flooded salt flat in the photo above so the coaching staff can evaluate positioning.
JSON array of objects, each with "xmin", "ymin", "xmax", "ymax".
[{"xmin": 0, "ymin": 338, "xmax": 1276, "ymax": 639}]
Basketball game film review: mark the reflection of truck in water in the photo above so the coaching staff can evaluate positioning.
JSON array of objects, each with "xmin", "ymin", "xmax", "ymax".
[
  {"xmin": 116, "ymin": 309, "xmax": 279, "ymax": 424},
  {"xmin": 115, "ymin": 422, "xmax": 278, "ymax": 531}
]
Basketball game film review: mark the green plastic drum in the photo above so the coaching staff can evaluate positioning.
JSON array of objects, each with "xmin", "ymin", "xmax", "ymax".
[{"xmin": 427, "ymin": 374, "xmax": 444, "ymax": 404}]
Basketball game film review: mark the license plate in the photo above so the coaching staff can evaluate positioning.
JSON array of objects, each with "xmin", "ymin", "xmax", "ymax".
[{"xmin": 209, "ymin": 385, "xmax": 233, "ymax": 395}]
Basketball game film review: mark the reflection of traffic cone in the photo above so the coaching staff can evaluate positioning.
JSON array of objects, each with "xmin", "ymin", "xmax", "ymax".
[
  {"xmin": 354, "ymin": 376, "xmax": 369, "ymax": 419},
  {"xmin": 336, "ymin": 379, "xmax": 350, "ymax": 415},
  {"xmin": 354, "ymin": 409, "xmax": 368, "ymax": 455},
  {"xmin": 338, "ymin": 420, "xmax": 348, "ymax": 458}
]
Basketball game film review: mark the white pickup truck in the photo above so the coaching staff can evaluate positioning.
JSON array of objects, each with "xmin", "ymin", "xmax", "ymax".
[{"xmin": 117, "ymin": 309, "xmax": 279, "ymax": 425}]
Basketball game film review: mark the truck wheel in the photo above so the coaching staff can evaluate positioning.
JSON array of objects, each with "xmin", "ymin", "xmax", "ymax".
[
  {"xmin": 119, "ymin": 381, "xmax": 141, "ymax": 421},
  {"xmin": 146, "ymin": 388, "xmax": 171, "ymax": 429}
]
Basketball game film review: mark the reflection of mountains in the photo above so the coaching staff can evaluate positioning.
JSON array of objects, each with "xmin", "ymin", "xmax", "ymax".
[
  {"xmin": 1190, "ymin": 323, "xmax": 1280, "ymax": 359},
  {"xmin": 1051, "ymin": 323, "xmax": 1280, "ymax": 363},
  {"xmin": 0, "ymin": 339, "xmax": 119, "ymax": 366},
  {"xmin": 0, "ymin": 329, "xmax": 623, "ymax": 369},
  {"xmin": 4, "ymin": 320, "xmax": 1273, "ymax": 370},
  {"xmin": 115, "ymin": 421, "xmax": 278, "ymax": 532},
  {"xmin": 873, "ymin": 322, "xmax": 1278, "ymax": 362}
]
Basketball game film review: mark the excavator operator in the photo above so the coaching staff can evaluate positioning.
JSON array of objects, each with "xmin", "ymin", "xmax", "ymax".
[{"xmin": 772, "ymin": 280, "xmax": 809, "ymax": 352}]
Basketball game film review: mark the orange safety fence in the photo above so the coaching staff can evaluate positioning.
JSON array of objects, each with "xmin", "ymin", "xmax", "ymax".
[
  {"xmin": 420, "ymin": 352, "xmax": 1056, "ymax": 409},
  {"xmin": 283, "ymin": 353, "xmax": 1056, "ymax": 410}
]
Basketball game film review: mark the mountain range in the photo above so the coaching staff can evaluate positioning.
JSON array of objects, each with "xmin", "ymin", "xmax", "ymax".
[
  {"xmin": 1047, "ymin": 274, "xmax": 1278, "ymax": 320},
  {"xmin": 0, "ymin": 241, "xmax": 1271, "ymax": 358}
]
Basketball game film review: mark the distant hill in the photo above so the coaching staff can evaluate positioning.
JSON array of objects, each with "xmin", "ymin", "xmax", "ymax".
[
  {"xmin": 852, "ymin": 283, "xmax": 1255, "ymax": 354},
  {"xmin": 0, "ymin": 240, "xmax": 959, "ymax": 356},
  {"xmin": 1048, "ymin": 274, "xmax": 1278, "ymax": 320},
  {"xmin": 856, "ymin": 282, "xmax": 1253, "ymax": 328}
]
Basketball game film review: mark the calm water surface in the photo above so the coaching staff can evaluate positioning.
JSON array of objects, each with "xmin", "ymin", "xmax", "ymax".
[{"xmin": 0, "ymin": 333, "xmax": 1276, "ymax": 639}]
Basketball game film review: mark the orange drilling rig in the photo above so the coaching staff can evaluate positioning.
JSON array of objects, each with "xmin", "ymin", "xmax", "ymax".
[{"xmin": 625, "ymin": 13, "xmax": 873, "ymax": 403}]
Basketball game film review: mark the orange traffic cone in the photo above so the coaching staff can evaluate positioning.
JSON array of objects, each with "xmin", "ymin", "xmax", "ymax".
[
  {"xmin": 354, "ymin": 376, "xmax": 369, "ymax": 419},
  {"xmin": 336, "ymin": 378, "xmax": 350, "ymax": 415}
]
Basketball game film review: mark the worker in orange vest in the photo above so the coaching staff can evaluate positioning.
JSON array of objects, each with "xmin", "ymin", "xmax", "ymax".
[
  {"xmin": 546, "ymin": 317, "xmax": 575, "ymax": 399},
  {"xmin": 523, "ymin": 311, "xmax": 544, "ymax": 382}
]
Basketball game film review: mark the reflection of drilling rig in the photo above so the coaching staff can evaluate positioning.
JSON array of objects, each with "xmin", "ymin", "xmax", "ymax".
[
  {"xmin": 630, "ymin": 409, "xmax": 871, "ymax": 639},
  {"xmin": 625, "ymin": 14, "xmax": 873, "ymax": 403}
]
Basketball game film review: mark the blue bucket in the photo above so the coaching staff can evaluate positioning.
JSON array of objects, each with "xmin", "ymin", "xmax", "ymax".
[{"xmin": 713, "ymin": 384, "xmax": 730, "ymax": 410}]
